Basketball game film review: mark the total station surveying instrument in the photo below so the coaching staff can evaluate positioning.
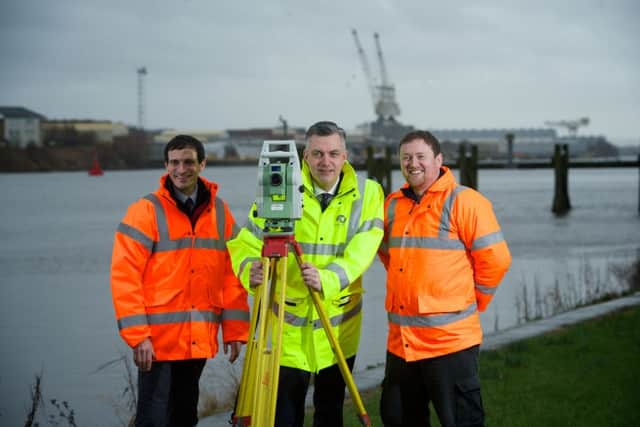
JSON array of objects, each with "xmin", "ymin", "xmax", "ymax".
[{"xmin": 232, "ymin": 141, "xmax": 371, "ymax": 426}]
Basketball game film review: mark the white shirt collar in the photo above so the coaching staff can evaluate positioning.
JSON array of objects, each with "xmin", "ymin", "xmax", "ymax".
[
  {"xmin": 174, "ymin": 186, "xmax": 198, "ymax": 204},
  {"xmin": 313, "ymin": 179, "xmax": 339, "ymax": 197}
]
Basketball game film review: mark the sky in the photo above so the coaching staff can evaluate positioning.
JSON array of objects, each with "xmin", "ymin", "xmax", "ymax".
[{"xmin": 1, "ymin": 0, "xmax": 639, "ymax": 145}]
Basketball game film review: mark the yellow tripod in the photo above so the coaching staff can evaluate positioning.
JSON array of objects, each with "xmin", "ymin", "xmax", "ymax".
[{"xmin": 232, "ymin": 235, "xmax": 371, "ymax": 426}]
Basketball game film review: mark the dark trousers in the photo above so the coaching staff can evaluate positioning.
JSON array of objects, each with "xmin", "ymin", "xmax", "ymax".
[
  {"xmin": 380, "ymin": 346, "xmax": 483, "ymax": 427},
  {"xmin": 135, "ymin": 359, "xmax": 206, "ymax": 427},
  {"xmin": 274, "ymin": 356, "xmax": 356, "ymax": 427}
]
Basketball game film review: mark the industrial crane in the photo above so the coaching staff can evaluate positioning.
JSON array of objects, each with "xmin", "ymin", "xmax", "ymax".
[
  {"xmin": 351, "ymin": 29, "xmax": 401, "ymax": 120},
  {"xmin": 544, "ymin": 117, "xmax": 589, "ymax": 138}
]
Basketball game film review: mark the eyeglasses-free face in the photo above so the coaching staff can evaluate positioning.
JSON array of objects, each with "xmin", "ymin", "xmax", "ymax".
[{"xmin": 165, "ymin": 148, "xmax": 205, "ymax": 196}]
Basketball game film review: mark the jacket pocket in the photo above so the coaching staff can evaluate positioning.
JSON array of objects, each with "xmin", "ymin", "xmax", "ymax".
[
  {"xmin": 207, "ymin": 283, "xmax": 223, "ymax": 308},
  {"xmin": 417, "ymin": 287, "xmax": 474, "ymax": 314},
  {"xmin": 143, "ymin": 276, "xmax": 181, "ymax": 307}
]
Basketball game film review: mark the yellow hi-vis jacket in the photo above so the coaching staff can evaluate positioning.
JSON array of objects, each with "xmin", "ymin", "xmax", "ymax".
[
  {"xmin": 226, "ymin": 161, "xmax": 384, "ymax": 372},
  {"xmin": 111, "ymin": 175, "xmax": 250, "ymax": 360},
  {"xmin": 378, "ymin": 167, "xmax": 511, "ymax": 361}
]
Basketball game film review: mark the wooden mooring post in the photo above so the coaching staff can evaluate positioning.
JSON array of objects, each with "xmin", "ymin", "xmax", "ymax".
[
  {"xmin": 366, "ymin": 145, "xmax": 393, "ymax": 195},
  {"xmin": 505, "ymin": 132, "xmax": 515, "ymax": 168},
  {"xmin": 458, "ymin": 143, "xmax": 478, "ymax": 190},
  {"xmin": 552, "ymin": 143, "xmax": 571, "ymax": 215}
]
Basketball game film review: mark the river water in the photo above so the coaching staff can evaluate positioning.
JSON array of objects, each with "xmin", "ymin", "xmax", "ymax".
[{"xmin": 1, "ymin": 166, "xmax": 639, "ymax": 425}]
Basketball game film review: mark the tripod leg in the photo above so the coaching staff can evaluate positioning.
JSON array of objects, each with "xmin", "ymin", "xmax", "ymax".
[
  {"xmin": 265, "ymin": 256, "xmax": 288, "ymax": 424},
  {"xmin": 290, "ymin": 243, "xmax": 371, "ymax": 426},
  {"xmin": 251, "ymin": 257, "xmax": 276, "ymax": 424},
  {"xmin": 234, "ymin": 256, "xmax": 288, "ymax": 427},
  {"xmin": 232, "ymin": 271, "xmax": 264, "ymax": 426},
  {"xmin": 233, "ymin": 257, "xmax": 281, "ymax": 426}
]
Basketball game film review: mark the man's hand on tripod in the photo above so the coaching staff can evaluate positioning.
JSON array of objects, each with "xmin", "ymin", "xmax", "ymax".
[
  {"xmin": 249, "ymin": 261, "xmax": 264, "ymax": 288},
  {"xmin": 300, "ymin": 262, "xmax": 322, "ymax": 292}
]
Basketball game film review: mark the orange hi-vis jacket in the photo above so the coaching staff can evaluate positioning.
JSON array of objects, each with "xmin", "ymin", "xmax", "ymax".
[
  {"xmin": 378, "ymin": 166, "xmax": 511, "ymax": 361},
  {"xmin": 110, "ymin": 175, "xmax": 249, "ymax": 361}
]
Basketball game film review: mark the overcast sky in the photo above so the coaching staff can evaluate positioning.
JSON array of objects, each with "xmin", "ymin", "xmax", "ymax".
[{"xmin": 1, "ymin": 0, "xmax": 638, "ymax": 144}]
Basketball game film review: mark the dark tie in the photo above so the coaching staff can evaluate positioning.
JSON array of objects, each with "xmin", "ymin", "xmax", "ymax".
[
  {"xmin": 318, "ymin": 193, "xmax": 332, "ymax": 212},
  {"xmin": 184, "ymin": 197, "xmax": 194, "ymax": 214}
]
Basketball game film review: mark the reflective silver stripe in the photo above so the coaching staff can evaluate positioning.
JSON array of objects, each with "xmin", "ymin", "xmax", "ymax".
[
  {"xmin": 239, "ymin": 256, "xmax": 260, "ymax": 277},
  {"xmin": 298, "ymin": 242, "xmax": 345, "ymax": 257},
  {"xmin": 358, "ymin": 217, "xmax": 383, "ymax": 233},
  {"xmin": 297, "ymin": 177, "xmax": 372, "ymax": 257},
  {"xmin": 194, "ymin": 238, "xmax": 227, "ymax": 250},
  {"xmin": 244, "ymin": 220, "xmax": 264, "ymax": 240},
  {"xmin": 144, "ymin": 194, "xmax": 169, "ymax": 241},
  {"xmin": 388, "ymin": 236, "xmax": 466, "ymax": 250},
  {"xmin": 272, "ymin": 298, "xmax": 363, "ymax": 329},
  {"xmin": 386, "ymin": 198, "xmax": 398, "ymax": 236},
  {"xmin": 118, "ymin": 310, "xmax": 222, "ymax": 330},
  {"xmin": 155, "ymin": 237, "xmax": 193, "ymax": 252},
  {"xmin": 222, "ymin": 308, "xmax": 250, "ymax": 322},
  {"xmin": 386, "ymin": 192, "xmax": 465, "ymax": 250},
  {"xmin": 475, "ymin": 283, "xmax": 497, "ymax": 295},
  {"xmin": 381, "ymin": 198, "xmax": 397, "ymax": 256},
  {"xmin": 230, "ymin": 223, "xmax": 240, "ymax": 239},
  {"xmin": 117, "ymin": 222, "xmax": 154, "ymax": 252},
  {"xmin": 117, "ymin": 313, "xmax": 148, "ymax": 329},
  {"xmin": 326, "ymin": 262, "xmax": 350, "ymax": 290},
  {"xmin": 271, "ymin": 302, "xmax": 308, "ymax": 326},
  {"xmin": 215, "ymin": 197, "xmax": 226, "ymax": 240},
  {"xmin": 142, "ymin": 193, "xmax": 227, "ymax": 253},
  {"xmin": 438, "ymin": 186, "xmax": 466, "ymax": 240},
  {"xmin": 312, "ymin": 298, "xmax": 362, "ymax": 329},
  {"xmin": 378, "ymin": 241, "xmax": 389, "ymax": 257},
  {"xmin": 346, "ymin": 177, "xmax": 365, "ymax": 241},
  {"xmin": 471, "ymin": 231, "xmax": 504, "ymax": 251},
  {"xmin": 387, "ymin": 302, "xmax": 477, "ymax": 328}
]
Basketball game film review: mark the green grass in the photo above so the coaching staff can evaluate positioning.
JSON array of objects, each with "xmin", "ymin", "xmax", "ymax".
[{"xmin": 306, "ymin": 305, "xmax": 640, "ymax": 426}]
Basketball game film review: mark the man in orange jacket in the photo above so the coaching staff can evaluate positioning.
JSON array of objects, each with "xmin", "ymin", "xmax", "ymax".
[
  {"xmin": 378, "ymin": 130, "xmax": 511, "ymax": 427},
  {"xmin": 110, "ymin": 135, "xmax": 249, "ymax": 427}
]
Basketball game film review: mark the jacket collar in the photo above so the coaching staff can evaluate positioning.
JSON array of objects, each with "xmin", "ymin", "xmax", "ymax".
[
  {"xmin": 393, "ymin": 166, "xmax": 455, "ymax": 201},
  {"xmin": 301, "ymin": 160, "xmax": 359, "ymax": 198},
  {"xmin": 158, "ymin": 174, "xmax": 218, "ymax": 204}
]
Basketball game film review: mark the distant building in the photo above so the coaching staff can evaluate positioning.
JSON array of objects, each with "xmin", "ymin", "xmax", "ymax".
[
  {"xmin": 154, "ymin": 129, "xmax": 228, "ymax": 145},
  {"xmin": 357, "ymin": 117, "xmax": 414, "ymax": 144},
  {"xmin": 557, "ymin": 135, "xmax": 619, "ymax": 158},
  {"xmin": 226, "ymin": 127, "xmax": 306, "ymax": 160},
  {"xmin": 0, "ymin": 106, "xmax": 47, "ymax": 148},
  {"xmin": 425, "ymin": 128, "xmax": 618, "ymax": 160},
  {"xmin": 429, "ymin": 128, "xmax": 557, "ymax": 159},
  {"xmin": 151, "ymin": 129, "xmax": 229, "ymax": 162},
  {"xmin": 152, "ymin": 128, "xmax": 294, "ymax": 163},
  {"xmin": 42, "ymin": 120, "xmax": 129, "ymax": 145}
]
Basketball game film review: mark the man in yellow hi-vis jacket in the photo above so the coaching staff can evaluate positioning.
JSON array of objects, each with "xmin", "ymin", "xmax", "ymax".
[{"xmin": 227, "ymin": 121, "xmax": 384, "ymax": 427}]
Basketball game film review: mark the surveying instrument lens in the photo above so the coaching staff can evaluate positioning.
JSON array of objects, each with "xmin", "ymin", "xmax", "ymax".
[{"xmin": 270, "ymin": 170, "xmax": 283, "ymax": 187}]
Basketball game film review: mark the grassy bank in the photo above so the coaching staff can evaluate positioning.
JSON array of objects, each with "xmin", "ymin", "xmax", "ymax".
[{"xmin": 319, "ymin": 305, "xmax": 640, "ymax": 427}]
